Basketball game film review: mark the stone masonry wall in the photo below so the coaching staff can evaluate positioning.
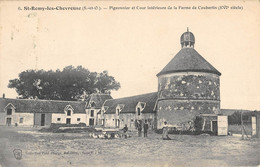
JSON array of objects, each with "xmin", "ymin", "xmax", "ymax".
[
  {"xmin": 157, "ymin": 100, "xmax": 220, "ymax": 129},
  {"xmin": 158, "ymin": 72, "xmax": 220, "ymax": 100}
]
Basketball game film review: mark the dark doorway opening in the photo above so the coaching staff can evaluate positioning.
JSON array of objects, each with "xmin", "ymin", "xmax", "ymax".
[
  {"xmin": 66, "ymin": 118, "xmax": 71, "ymax": 124},
  {"xmin": 6, "ymin": 118, "xmax": 11, "ymax": 126},
  {"xmin": 89, "ymin": 118, "xmax": 94, "ymax": 126},
  {"xmin": 212, "ymin": 121, "xmax": 218, "ymax": 135},
  {"xmin": 41, "ymin": 114, "xmax": 45, "ymax": 126}
]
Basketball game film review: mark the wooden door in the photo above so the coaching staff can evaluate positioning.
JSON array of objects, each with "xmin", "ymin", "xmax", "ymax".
[
  {"xmin": 212, "ymin": 121, "xmax": 218, "ymax": 135},
  {"xmin": 6, "ymin": 118, "xmax": 11, "ymax": 126},
  {"xmin": 66, "ymin": 118, "xmax": 71, "ymax": 124},
  {"xmin": 41, "ymin": 114, "xmax": 45, "ymax": 126},
  {"xmin": 252, "ymin": 116, "xmax": 256, "ymax": 136},
  {"xmin": 217, "ymin": 116, "xmax": 228, "ymax": 135},
  {"xmin": 89, "ymin": 118, "xmax": 94, "ymax": 126}
]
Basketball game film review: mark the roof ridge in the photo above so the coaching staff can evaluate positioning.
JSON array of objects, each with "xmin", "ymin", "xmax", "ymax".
[
  {"xmin": 221, "ymin": 109, "xmax": 256, "ymax": 111},
  {"xmin": 105, "ymin": 92, "xmax": 157, "ymax": 102},
  {"xmin": 91, "ymin": 93, "xmax": 111, "ymax": 96},
  {"xmin": 0, "ymin": 98, "xmax": 84, "ymax": 103}
]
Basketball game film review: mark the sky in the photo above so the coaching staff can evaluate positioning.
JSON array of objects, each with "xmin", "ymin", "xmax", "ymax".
[{"xmin": 0, "ymin": 0, "xmax": 260, "ymax": 110}]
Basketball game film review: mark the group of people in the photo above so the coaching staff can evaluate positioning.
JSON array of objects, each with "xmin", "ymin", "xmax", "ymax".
[
  {"xmin": 136, "ymin": 120, "xmax": 149, "ymax": 137},
  {"xmin": 91, "ymin": 120, "xmax": 170, "ymax": 140},
  {"xmin": 121, "ymin": 120, "xmax": 149, "ymax": 138},
  {"xmin": 123, "ymin": 120, "xmax": 171, "ymax": 140}
]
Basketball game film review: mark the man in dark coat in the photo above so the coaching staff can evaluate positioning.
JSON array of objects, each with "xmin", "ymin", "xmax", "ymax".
[
  {"xmin": 143, "ymin": 120, "xmax": 148, "ymax": 137},
  {"xmin": 122, "ymin": 124, "xmax": 128, "ymax": 138},
  {"xmin": 137, "ymin": 120, "xmax": 142, "ymax": 137}
]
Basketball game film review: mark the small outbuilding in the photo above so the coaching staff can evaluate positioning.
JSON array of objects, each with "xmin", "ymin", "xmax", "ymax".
[{"xmin": 195, "ymin": 114, "xmax": 228, "ymax": 135}]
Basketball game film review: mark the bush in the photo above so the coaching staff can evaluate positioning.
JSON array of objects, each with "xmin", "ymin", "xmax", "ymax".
[
  {"xmin": 228, "ymin": 111, "xmax": 259, "ymax": 125},
  {"xmin": 228, "ymin": 111, "xmax": 242, "ymax": 125},
  {"xmin": 154, "ymin": 128, "xmax": 215, "ymax": 135},
  {"xmin": 39, "ymin": 123, "xmax": 87, "ymax": 133},
  {"xmin": 49, "ymin": 123, "xmax": 86, "ymax": 129}
]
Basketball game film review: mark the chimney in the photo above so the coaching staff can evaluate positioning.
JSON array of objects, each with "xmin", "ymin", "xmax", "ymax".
[{"xmin": 3, "ymin": 93, "xmax": 5, "ymax": 99}]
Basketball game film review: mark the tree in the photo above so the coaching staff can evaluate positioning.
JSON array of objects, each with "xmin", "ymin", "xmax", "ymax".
[{"xmin": 8, "ymin": 66, "xmax": 120, "ymax": 101}]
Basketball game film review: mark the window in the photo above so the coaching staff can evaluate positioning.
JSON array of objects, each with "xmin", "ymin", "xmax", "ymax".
[
  {"xmin": 90, "ymin": 110, "xmax": 94, "ymax": 117},
  {"xmin": 137, "ymin": 108, "xmax": 141, "ymax": 116},
  {"xmin": 117, "ymin": 109, "xmax": 120, "ymax": 116},
  {"xmin": 67, "ymin": 110, "xmax": 71, "ymax": 116},
  {"xmin": 7, "ymin": 109, "xmax": 12, "ymax": 115},
  {"xmin": 57, "ymin": 118, "xmax": 61, "ymax": 121},
  {"xmin": 19, "ymin": 118, "xmax": 23, "ymax": 123},
  {"xmin": 141, "ymin": 103, "xmax": 145, "ymax": 108},
  {"xmin": 91, "ymin": 102, "xmax": 96, "ymax": 107},
  {"xmin": 77, "ymin": 118, "xmax": 80, "ymax": 121}
]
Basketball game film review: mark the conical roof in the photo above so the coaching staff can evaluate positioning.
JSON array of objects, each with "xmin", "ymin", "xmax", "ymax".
[{"xmin": 157, "ymin": 48, "xmax": 221, "ymax": 76}]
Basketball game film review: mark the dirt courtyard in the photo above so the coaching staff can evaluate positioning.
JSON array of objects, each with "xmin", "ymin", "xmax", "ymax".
[{"xmin": 0, "ymin": 126, "xmax": 259, "ymax": 167}]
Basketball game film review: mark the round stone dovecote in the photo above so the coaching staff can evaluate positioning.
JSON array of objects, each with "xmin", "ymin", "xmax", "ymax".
[{"xmin": 156, "ymin": 29, "xmax": 221, "ymax": 129}]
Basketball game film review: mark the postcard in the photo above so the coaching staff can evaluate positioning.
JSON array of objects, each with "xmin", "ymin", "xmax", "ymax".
[{"xmin": 0, "ymin": 0, "xmax": 259, "ymax": 167}]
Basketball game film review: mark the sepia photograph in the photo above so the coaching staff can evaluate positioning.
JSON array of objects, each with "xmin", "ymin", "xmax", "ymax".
[{"xmin": 0, "ymin": 0, "xmax": 260, "ymax": 167}]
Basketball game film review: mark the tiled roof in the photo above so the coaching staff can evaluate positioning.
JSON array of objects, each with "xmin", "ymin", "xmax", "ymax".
[
  {"xmin": 103, "ymin": 92, "xmax": 158, "ymax": 114},
  {"xmin": 85, "ymin": 93, "xmax": 112, "ymax": 109},
  {"xmin": 221, "ymin": 109, "xmax": 254, "ymax": 116},
  {"xmin": 157, "ymin": 48, "xmax": 221, "ymax": 76},
  {"xmin": 0, "ymin": 98, "xmax": 86, "ymax": 113}
]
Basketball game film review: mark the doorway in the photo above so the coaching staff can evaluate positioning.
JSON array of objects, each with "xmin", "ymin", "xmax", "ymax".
[
  {"xmin": 6, "ymin": 118, "xmax": 11, "ymax": 126},
  {"xmin": 212, "ymin": 121, "xmax": 218, "ymax": 135},
  {"xmin": 66, "ymin": 118, "xmax": 71, "ymax": 124},
  {"xmin": 41, "ymin": 114, "xmax": 45, "ymax": 126},
  {"xmin": 89, "ymin": 118, "xmax": 94, "ymax": 126}
]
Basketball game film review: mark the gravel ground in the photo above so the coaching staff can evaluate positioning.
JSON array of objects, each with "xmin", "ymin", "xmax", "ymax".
[{"xmin": 0, "ymin": 126, "xmax": 259, "ymax": 167}]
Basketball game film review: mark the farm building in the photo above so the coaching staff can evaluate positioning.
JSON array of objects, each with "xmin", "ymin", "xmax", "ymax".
[
  {"xmin": 85, "ymin": 93, "xmax": 112, "ymax": 126},
  {"xmin": 0, "ymin": 98, "xmax": 86, "ymax": 126},
  {"xmin": 155, "ymin": 29, "xmax": 222, "ymax": 129},
  {"xmin": 99, "ymin": 92, "xmax": 157, "ymax": 130},
  {"xmin": 1, "ymin": 29, "xmax": 228, "ymax": 134}
]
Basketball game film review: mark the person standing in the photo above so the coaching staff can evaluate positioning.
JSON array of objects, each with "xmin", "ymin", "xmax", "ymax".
[
  {"xmin": 122, "ymin": 124, "xmax": 128, "ymax": 139},
  {"xmin": 137, "ymin": 120, "xmax": 142, "ymax": 137},
  {"xmin": 162, "ymin": 121, "xmax": 171, "ymax": 140},
  {"xmin": 143, "ymin": 120, "xmax": 149, "ymax": 137}
]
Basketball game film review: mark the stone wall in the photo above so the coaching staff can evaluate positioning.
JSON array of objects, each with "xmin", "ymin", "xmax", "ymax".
[
  {"xmin": 119, "ymin": 113, "xmax": 136, "ymax": 129},
  {"xmin": 0, "ymin": 113, "xmax": 5, "ymax": 125},
  {"xmin": 85, "ymin": 109, "xmax": 100, "ymax": 126},
  {"xmin": 52, "ymin": 113, "xmax": 86, "ymax": 124},
  {"xmin": 0, "ymin": 112, "xmax": 34, "ymax": 126},
  {"xmin": 157, "ymin": 100, "xmax": 220, "ymax": 129},
  {"xmin": 157, "ymin": 72, "xmax": 220, "ymax": 129},
  {"xmin": 104, "ymin": 113, "xmax": 155, "ymax": 130},
  {"xmin": 104, "ymin": 114, "xmax": 117, "ymax": 128},
  {"xmin": 158, "ymin": 72, "xmax": 220, "ymax": 100}
]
